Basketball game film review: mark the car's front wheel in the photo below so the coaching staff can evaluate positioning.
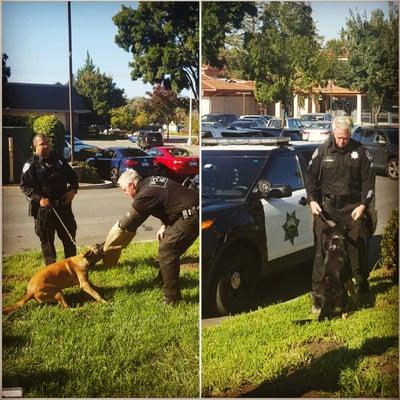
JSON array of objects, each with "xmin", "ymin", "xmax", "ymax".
[
  {"xmin": 212, "ymin": 245, "xmax": 259, "ymax": 316},
  {"xmin": 110, "ymin": 168, "xmax": 119, "ymax": 186},
  {"xmin": 386, "ymin": 158, "xmax": 398, "ymax": 180}
]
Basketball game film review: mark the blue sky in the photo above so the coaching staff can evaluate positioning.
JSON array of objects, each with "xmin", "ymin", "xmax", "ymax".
[{"xmin": 2, "ymin": 1, "xmax": 391, "ymax": 99}]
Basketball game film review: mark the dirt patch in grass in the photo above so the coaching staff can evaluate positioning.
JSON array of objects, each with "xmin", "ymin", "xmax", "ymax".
[
  {"xmin": 373, "ymin": 354, "xmax": 398, "ymax": 376},
  {"xmin": 303, "ymin": 337, "xmax": 346, "ymax": 358},
  {"xmin": 182, "ymin": 262, "xmax": 198, "ymax": 270}
]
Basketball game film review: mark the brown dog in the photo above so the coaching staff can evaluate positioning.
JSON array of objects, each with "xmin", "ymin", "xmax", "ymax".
[{"xmin": 3, "ymin": 243, "xmax": 106, "ymax": 315}]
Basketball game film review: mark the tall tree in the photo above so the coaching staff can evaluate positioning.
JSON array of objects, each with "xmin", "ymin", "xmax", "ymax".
[
  {"xmin": 2, "ymin": 53, "xmax": 11, "ymax": 85},
  {"xmin": 75, "ymin": 52, "xmax": 126, "ymax": 125},
  {"xmin": 202, "ymin": 2, "xmax": 257, "ymax": 68},
  {"xmin": 245, "ymin": 2, "xmax": 322, "ymax": 114},
  {"xmin": 113, "ymin": 2, "xmax": 199, "ymax": 99},
  {"xmin": 337, "ymin": 4, "xmax": 399, "ymax": 122}
]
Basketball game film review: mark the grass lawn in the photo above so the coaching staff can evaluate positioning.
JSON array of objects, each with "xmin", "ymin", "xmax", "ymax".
[
  {"xmin": 202, "ymin": 267, "xmax": 398, "ymax": 398},
  {"xmin": 3, "ymin": 240, "xmax": 199, "ymax": 398}
]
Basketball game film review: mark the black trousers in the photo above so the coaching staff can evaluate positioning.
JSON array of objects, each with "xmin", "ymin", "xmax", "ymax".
[
  {"xmin": 34, "ymin": 204, "xmax": 77, "ymax": 265},
  {"xmin": 158, "ymin": 215, "xmax": 199, "ymax": 302},
  {"xmin": 311, "ymin": 201, "xmax": 369, "ymax": 306}
]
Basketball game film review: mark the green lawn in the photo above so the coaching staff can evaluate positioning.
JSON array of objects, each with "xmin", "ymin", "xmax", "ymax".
[
  {"xmin": 202, "ymin": 267, "xmax": 398, "ymax": 398},
  {"xmin": 3, "ymin": 240, "xmax": 199, "ymax": 398}
]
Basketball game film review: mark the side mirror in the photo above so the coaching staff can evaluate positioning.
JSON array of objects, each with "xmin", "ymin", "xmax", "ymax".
[{"xmin": 269, "ymin": 184, "xmax": 293, "ymax": 198}]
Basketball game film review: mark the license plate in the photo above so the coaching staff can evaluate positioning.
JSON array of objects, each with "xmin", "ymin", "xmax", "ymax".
[
  {"xmin": 189, "ymin": 162, "xmax": 197, "ymax": 166},
  {"xmin": 142, "ymin": 162, "xmax": 149, "ymax": 167}
]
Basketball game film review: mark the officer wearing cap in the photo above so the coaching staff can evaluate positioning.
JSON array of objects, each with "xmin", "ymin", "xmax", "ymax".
[
  {"xmin": 305, "ymin": 116, "xmax": 375, "ymax": 313},
  {"xmin": 20, "ymin": 133, "xmax": 79, "ymax": 265},
  {"xmin": 104, "ymin": 169, "xmax": 199, "ymax": 305}
]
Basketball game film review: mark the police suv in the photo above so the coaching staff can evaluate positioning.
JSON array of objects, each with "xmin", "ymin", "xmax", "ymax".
[{"xmin": 202, "ymin": 137, "xmax": 319, "ymax": 316}]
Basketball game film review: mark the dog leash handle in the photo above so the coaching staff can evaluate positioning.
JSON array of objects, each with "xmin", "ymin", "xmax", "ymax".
[{"xmin": 52, "ymin": 207, "xmax": 77, "ymax": 246}]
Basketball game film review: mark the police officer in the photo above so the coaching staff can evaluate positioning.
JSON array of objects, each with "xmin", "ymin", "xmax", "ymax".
[
  {"xmin": 20, "ymin": 133, "xmax": 79, "ymax": 265},
  {"xmin": 104, "ymin": 169, "xmax": 199, "ymax": 304},
  {"xmin": 305, "ymin": 116, "xmax": 375, "ymax": 313}
]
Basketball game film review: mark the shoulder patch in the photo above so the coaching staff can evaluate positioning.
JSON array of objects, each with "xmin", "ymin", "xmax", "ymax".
[
  {"xmin": 150, "ymin": 176, "xmax": 168, "ymax": 188},
  {"xmin": 22, "ymin": 162, "xmax": 31, "ymax": 174}
]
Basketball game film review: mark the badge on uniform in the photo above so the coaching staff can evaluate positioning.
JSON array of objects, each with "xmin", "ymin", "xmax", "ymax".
[
  {"xmin": 22, "ymin": 162, "xmax": 31, "ymax": 174},
  {"xmin": 351, "ymin": 151, "xmax": 359, "ymax": 159},
  {"xmin": 150, "ymin": 176, "xmax": 168, "ymax": 188}
]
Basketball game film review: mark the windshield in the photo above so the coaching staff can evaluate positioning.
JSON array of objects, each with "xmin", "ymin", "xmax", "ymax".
[{"xmin": 202, "ymin": 154, "xmax": 268, "ymax": 199}]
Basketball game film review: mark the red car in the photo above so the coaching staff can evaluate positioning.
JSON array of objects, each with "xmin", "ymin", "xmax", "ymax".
[{"xmin": 146, "ymin": 146, "xmax": 199, "ymax": 179}]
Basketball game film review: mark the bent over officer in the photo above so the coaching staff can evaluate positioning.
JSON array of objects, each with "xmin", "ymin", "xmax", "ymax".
[
  {"xmin": 21, "ymin": 133, "xmax": 79, "ymax": 265},
  {"xmin": 305, "ymin": 116, "xmax": 375, "ymax": 313},
  {"xmin": 104, "ymin": 169, "xmax": 199, "ymax": 305}
]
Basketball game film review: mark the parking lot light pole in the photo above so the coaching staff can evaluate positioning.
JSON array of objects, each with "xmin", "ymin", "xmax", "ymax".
[
  {"xmin": 67, "ymin": 1, "xmax": 74, "ymax": 164},
  {"xmin": 187, "ymin": 89, "xmax": 192, "ymax": 145}
]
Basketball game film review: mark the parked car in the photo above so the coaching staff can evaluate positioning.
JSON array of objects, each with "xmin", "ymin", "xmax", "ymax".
[
  {"xmin": 240, "ymin": 114, "xmax": 274, "ymax": 123},
  {"xmin": 300, "ymin": 113, "xmax": 332, "ymax": 127},
  {"xmin": 268, "ymin": 118, "xmax": 304, "ymax": 129},
  {"xmin": 238, "ymin": 116, "xmax": 269, "ymax": 127},
  {"xmin": 301, "ymin": 121, "xmax": 332, "ymax": 142},
  {"xmin": 352, "ymin": 125, "xmax": 399, "ymax": 180},
  {"xmin": 86, "ymin": 147, "xmax": 157, "ymax": 185},
  {"xmin": 64, "ymin": 135, "xmax": 101, "ymax": 161},
  {"xmin": 137, "ymin": 130, "xmax": 164, "ymax": 150},
  {"xmin": 228, "ymin": 120, "xmax": 262, "ymax": 130},
  {"xmin": 201, "ymin": 113, "xmax": 237, "ymax": 126},
  {"xmin": 146, "ymin": 146, "xmax": 199, "ymax": 180},
  {"xmin": 202, "ymin": 137, "xmax": 319, "ymax": 316},
  {"xmin": 201, "ymin": 124, "xmax": 265, "ymax": 139}
]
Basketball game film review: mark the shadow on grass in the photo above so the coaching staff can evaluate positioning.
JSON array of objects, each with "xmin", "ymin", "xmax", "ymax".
[
  {"xmin": 2, "ymin": 334, "xmax": 28, "ymax": 349},
  {"xmin": 3, "ymin": 367, "xmax": 70, "ymax": 396},
  {"xmin": 240, "ymin": 336, "xmax": 398, "ymax": 398}
]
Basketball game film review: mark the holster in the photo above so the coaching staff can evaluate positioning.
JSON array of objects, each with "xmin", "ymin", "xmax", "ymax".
[{"xmin": 28, "ymin": 199, "xmax": 39, "ymax": 218}]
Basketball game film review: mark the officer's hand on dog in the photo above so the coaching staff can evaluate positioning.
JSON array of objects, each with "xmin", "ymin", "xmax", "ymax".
[
  {"xmin": 351, "ymin": 204, "xmax": 366, "ymax": 221},
  {"xmin": 63, "ymin": 190, "xmax": 76, "ymax": 204},
  {"xmin": 39, "ymin": 197, "xmax": 51, "ymax": 208},
  {"xmin": 310, "ymin": 201, "xmax": 322, "ymax": 215},
  {"xmin": 157, "ymin": 225, "xmax": 166, "ymax": 242}
]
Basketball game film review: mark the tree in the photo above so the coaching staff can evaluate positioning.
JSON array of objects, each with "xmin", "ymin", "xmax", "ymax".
[
  {"xmin": 2, "ymin": 53, "xmax": 11, "ymax": 85},
  {"xmin": 337, "ymin": 4, "xmax": 399, "ymax": 122},
  {"xmin": 75, "ymin": 52, "xmax": 126, "ymax": 126},
  {"xmin": 245, "ymin": 2, "xmax": 322, "ymax": 115},
  {"xmin": 202, "ymin": 2, "xmax": 257, "ymax": 68},
  {"xmin": 110, "ymin": 104, "xmax": 137, "ymax": 132},
  {"xmin": 32, "ymin": 115, "xmax": 65, "ymax": 156},
  {"xmin": 113, "ymin": 2, "xmax": 199, "ymax": 99}
]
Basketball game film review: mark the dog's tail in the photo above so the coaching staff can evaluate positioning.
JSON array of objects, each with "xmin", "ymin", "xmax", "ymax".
[{"xmin": 3, "ymin": 293, "xmax": 34, "ymax": 315}]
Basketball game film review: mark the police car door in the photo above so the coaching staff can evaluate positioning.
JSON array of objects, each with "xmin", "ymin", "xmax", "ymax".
[{"xmin": 261, "ymin": 149, "xmax": 313, "ymax": 261}]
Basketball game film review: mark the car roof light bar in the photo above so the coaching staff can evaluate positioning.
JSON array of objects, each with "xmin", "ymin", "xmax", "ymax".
[{"xmin": 202, "ymin": 137, "xmax": 290, "ymax": 146}]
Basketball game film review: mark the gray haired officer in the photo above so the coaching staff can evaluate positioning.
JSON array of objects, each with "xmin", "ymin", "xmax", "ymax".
[
  {"xmin": 305, "ymin": 116, "xmax": 375, "ymax": 314},
  {"xmin": 103, "ymin": 169, "xmax": 199, "ymax": 305}
]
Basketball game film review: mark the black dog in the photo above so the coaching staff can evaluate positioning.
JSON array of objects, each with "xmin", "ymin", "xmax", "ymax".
[{"xmin": 315, "ymin": 226, "xmax": 354, "ymax": 321}]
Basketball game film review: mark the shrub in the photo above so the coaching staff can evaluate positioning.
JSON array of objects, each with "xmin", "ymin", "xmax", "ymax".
[
  {"xmin": 380, "ymin": 209, "xmax": 398, "ymax": 269},
  {"xmin": 76, "ymin": 162, "xmax": 104, "ymax": 183},
  {"xmin": 32, "ymin": 115, "xmax": 65, "ymax": 155}
]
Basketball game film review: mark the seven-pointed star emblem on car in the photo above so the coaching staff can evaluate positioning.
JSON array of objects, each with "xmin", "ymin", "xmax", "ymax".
[{"xmin": 282, "ymin": 211, "xmax": 300, "ymax": 245}]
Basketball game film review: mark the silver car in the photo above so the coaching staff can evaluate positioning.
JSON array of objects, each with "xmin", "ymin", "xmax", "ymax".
[
  {"xmin": 300, "ymin": 113, "xmax": 332, "ymax": 128},
  {"xmin": 301, "ymin": 121, "xmax": 332, "ymax": 142}
]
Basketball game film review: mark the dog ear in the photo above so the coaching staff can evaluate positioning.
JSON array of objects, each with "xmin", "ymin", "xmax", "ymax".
[{"xmin": 83, "ymin": 248, "xmax": 93, "ymax": 258}]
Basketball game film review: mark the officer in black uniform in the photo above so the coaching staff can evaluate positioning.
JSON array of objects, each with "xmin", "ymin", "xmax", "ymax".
[
  {"xmin": 305, "ymin": 116, "xmax": 375, "ymax": 313},
  {"xmin": 20, "ymin": 133, "xmax": 79, "ymax": 265},
  {"xmin": 105, "ymin": 169, "xmax": 199, "ymax": 304}
]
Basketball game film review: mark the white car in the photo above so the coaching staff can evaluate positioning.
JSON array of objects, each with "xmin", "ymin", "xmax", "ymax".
[{"xmin": 301, "ymin": 121, "xmax": 332, "ymax": 142}]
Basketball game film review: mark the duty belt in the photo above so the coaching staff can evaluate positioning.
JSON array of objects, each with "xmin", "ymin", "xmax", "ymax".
[
  {"xmin": 182, "ymin": 206, "xmax": 198, "ymax": 220},
  {"xmin": 323, "ymin": 194, "xmax": 361, "ymax": 209}
]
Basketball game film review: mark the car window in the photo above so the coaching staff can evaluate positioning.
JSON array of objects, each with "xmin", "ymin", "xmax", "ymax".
[
  {"xmin": 265, "ymin": 152, "xmax": 304, "ymax": 191},
  {"xmin": 102, "ymin": 150, "xmax": 115, "ymax": 158},
  {"xmin": 360, "ymin": 131, "xmax": 374, "ymax": 144},
  {"xmin": 118, "ymin": 148, "xmax": 147, "ymax": 157},
  {"xmin": 169, "ymin": 148, "xmax": 190, "ymax": 157},
  {"xmin": 385, "ymin": 129, "xmax": 399, "ymax": 144},
  {"xmin": 202, "ymin": 154, "xmax": 267, "ymax": 199}
]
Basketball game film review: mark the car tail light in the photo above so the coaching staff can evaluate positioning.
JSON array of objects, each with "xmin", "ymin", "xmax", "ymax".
[
  {"xmin": 173, "ymin": 160, "xmax": 183, "ymax": 164},
  {"xmin": 302, "ymin": 131, "xmax": 310, "ymax": 140},
  {"xmin": 124, "ymin": 159, "xmax": 139, "ymax": 167},
  {"xmin": 320, "ymin": 131, "xmax": 330, "ymax": 135}
]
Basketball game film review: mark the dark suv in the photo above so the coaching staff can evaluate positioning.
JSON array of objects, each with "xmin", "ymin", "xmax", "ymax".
[
  {"xmin": 202, "ymin": 138, "xmax": 319, "ymax": 316},
  {"xmin": 202, "ymin": 113, "xmax": 237, "ymax": 126},
  {"xmin": 352, "ymin": 125, "xmax": 398, "ymax": 180},
  {"xmin": 137, "ymin": 130, "xmax": 164, "ymax": 150}
]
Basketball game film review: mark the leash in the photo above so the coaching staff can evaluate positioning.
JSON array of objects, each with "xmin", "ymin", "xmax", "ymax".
[
  {"xmin": 52, "ymin": 207, "xmax": 77, "ymax": 246},
  {"xmin": 319, "ymin": 210, "xmax": 337, "ymax": 228}
]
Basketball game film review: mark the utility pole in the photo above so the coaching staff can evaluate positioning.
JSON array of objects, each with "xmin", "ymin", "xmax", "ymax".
[
  {"xmin": 67, "ymin": 1, "xmax": 74, "ymax": 163},
  {"xmin": 187, "ymin": 89, "xmax": 192, "ymax": 145}
]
